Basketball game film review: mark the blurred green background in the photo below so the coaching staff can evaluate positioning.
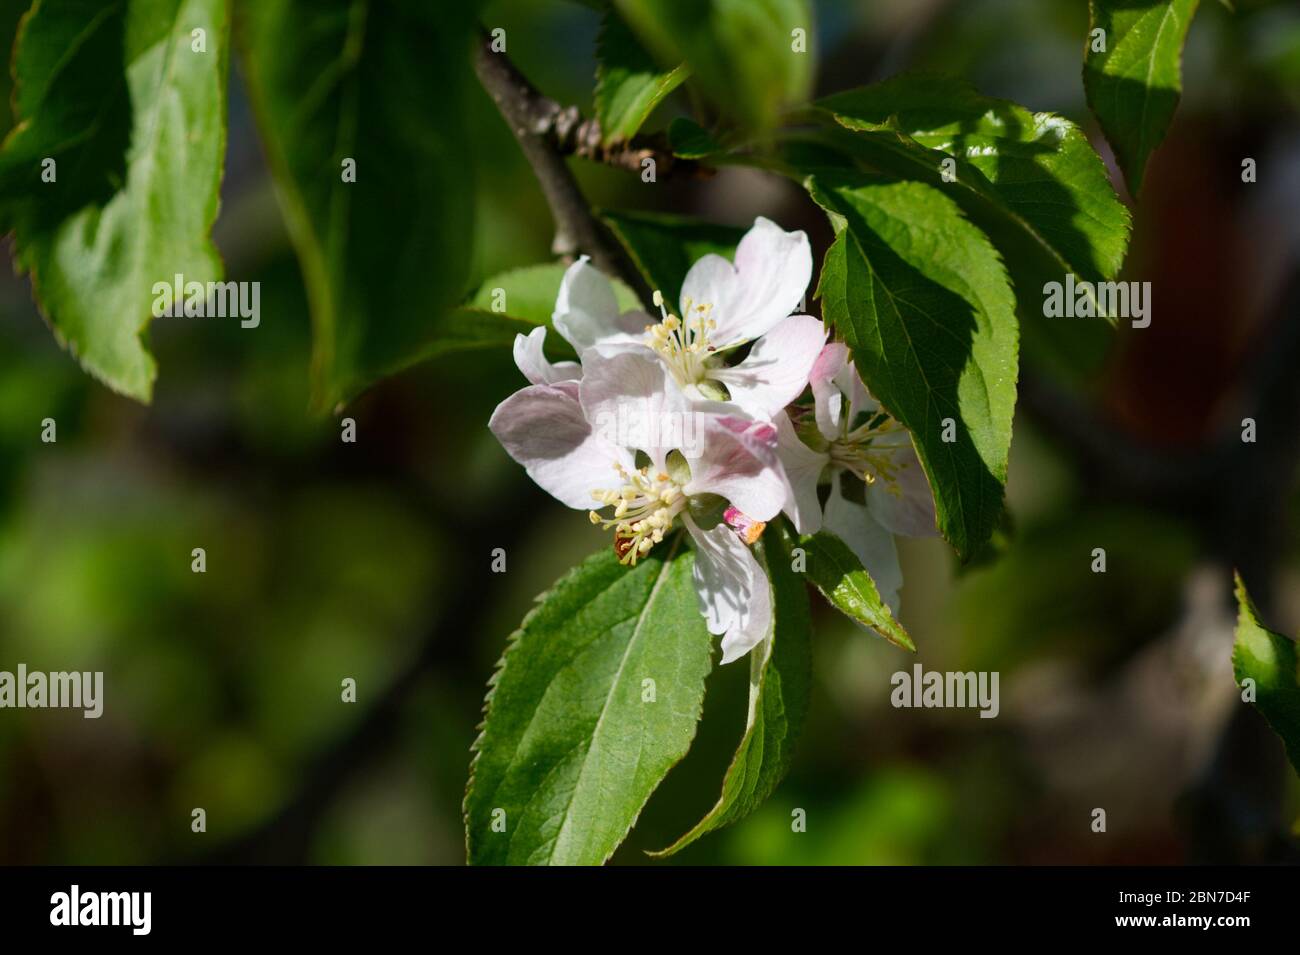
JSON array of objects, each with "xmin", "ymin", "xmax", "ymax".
[{"xmin": 2, "ymin": 0, "xmax": 1299, "ymax": 865}]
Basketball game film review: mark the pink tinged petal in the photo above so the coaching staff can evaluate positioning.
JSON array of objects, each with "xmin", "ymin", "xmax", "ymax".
[
  {"xmin": 810, "ymin": 342, "xmax": 849, "ymax": 440},
  {"xmin": 550, "ymin": 379, "xmax": 581, "ymax": 402},
  {"xmin": 488, "ymin": 383, "xmax": 630, "ymax": 510},
  {"xmin": 823, "ymin": 482, "xmax": 903, "ymax": 616},
  {"xmin": 683, "ymin": 514, "xmax": 773, "ymax": 665},
  {"xmin": 578, "ymin": 348, "xmax": 692, "ymax": 459},
  {"xmin": 552, "ymin": 256, "xmax": 652, "ymax": 352},
  {"xmin": 512, "ymin": 326, "xmax": 581, "ymax": 385},
  {"xmin": 682, "ymin": 414, "xmax": 785, "ymax": 522},
  {"xmin": 866, "ymin": 439, "xmax": 939, "ymax": 538},
  {"xmin": 679, "ymin": 217, "xmax": 812, "ymax": 346},
  {"xmin": 774, "ymin": 411, "xmax": 828, "ymax": 535},
  {"xmin": 709, "ymin": 315, "xmax": 827, "ymax": 419}
]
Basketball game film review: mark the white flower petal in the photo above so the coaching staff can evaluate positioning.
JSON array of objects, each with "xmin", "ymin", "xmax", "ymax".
[
  {"xmin": 682, "ymin": 414, "xmax": 785, "ymax": 522},
  {"xmin": 512, "ymin": 326, "xmax": 581, "ymax": 385},
  {"xmin": 488, "ymin": 383, "xmax": 630, "ymax": 510},
  {"xmin": 683, "ymin": 514, "xmax": 772, "ymax": 664},
  {"xmin": 866, "ymin": 439, "xmax": 938, "ymax": 538},
  {"xmin": 775, "ymin": 411, "xmax": 828, "ymax": 534},
  {"xmin": 823, "ymin": 481, "xmax": 903, "ymax": 616},
  {"xmin": 579, "ymin": 348, "xmax": 692, "ymax": 460},
  {"xmin": 679, "ymin": 217, "xmax": 812, "ymax": 346},
  {"xmin": 710, "ymin": 315, "xmax": 826, "ymax": 419},
  {"xmin": 552, "ymin": 256, "xmax": 652, "ymax": 352},
  {"xmin": 836, "ymin": 360, "xmax": 878, "ymax": 425},
  {"xmin": 809, "ymin": 342, "xmax": 849, "ymax": 440}
]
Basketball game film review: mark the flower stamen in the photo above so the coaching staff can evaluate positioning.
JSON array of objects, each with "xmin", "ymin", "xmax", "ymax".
[
  {"xmin": 827, "ymin": 418, "xmax": 910, "ymax": 490},
  {"xmin": 646, "ymin": 290, "xmax": 717, "ymax": 388},
  {"xmin": 589, "ymin": 463, "xmax": 687, "ymax": 565}
]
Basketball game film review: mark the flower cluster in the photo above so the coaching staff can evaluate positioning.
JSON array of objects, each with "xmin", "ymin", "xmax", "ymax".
[{"xmin": 490, "ymin": 218, "xmax": 937, "ymax": 663}]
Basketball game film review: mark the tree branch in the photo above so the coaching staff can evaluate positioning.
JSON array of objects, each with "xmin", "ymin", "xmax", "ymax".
[
  {"xmin": 472, "ymin": 34, "xmax": 668, "ymax": 306},
  {"xmin": 540, "ymin": 100, "xmax": 704, "ymax": 180}
]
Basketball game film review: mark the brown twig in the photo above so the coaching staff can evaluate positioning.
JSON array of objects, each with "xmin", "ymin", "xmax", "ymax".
[
  {"xmin": 543, "ymin": 100, "xmax": 705, "ymax": 179},
  {"xmin": 472, "ymin": 34, "xmax": 674, "ymax": 307}
]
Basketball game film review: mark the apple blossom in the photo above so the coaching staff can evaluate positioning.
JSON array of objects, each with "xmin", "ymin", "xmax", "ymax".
[
  {"xmin": 489, "ymin": 348, "xmax": 788, "ymax": 663},
  {"xmin": 777, "ymin": 342, "xmax": 938, "ymax": 612},
  {"xmin": 509, "ymin": 218, "xmax": 825, "ymax": 421}
]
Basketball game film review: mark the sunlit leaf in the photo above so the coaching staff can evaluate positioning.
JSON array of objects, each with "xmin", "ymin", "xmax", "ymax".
[
  {"xmin": 595, "ymin": 7, "xmax": 687, "ymax": 144},
  {"xmin": 1233, "ymin": 574, "xmax": 1300, "ymax": 776},
  {"xmin": 815, "ymin": 73, "xmax": 1131, "ymax": 288},
  {"xmin": 0, "ymin": 0, "xmax": 229, "ymax": 400},
  {"xmin": 812, "ymin": 177, "xmax": 1018, "ymax": 559},
  {"xmin": 1084, "ymin": 0, "xmax": 1200, "ymax": 196},
  {"xmin": 465, "ymin": 538, "xmax": 713, "ymax": 865},
  {"xmin": 799, "ymin": 529, "xmax": 913, "ymax": 651}
]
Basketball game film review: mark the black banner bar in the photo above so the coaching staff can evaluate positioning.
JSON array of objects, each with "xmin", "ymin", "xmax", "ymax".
[{"xmin": 0, "ymin": 865, "xmax": 1288, "ymax": 940}]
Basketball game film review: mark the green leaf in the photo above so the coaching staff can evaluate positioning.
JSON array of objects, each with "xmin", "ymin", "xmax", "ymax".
[
  {"xmin": 799, "ymin": 530, "xmax": 913, "ymax": 651},
  {"xmin": 651, "ymin": 520, "xmax": 811, "ymax": 857},
  {"xmin": 815, "ymin": 73, "xmax": 1131, "ymax": 288},
  {"xmin": 428, "ymin": 263, "xmax": 642, "ymax": 363},
  {"xmin": 1085, "ymin": 0, "xmax": 1200, "ymax": 196},
  {"xmin": 594, "ymin": 8, "xmax": 687, "ymax": 145},
  {"xmin": 238, "ymin": 0, "xmax": 479, "ymax": 411},
  {"xmin": 465, "ymin": 537, "xmax": 714, "ymax": 865},
  {"xmin": 466, "ymin": 262, "xmax": 642, "ymax": 327},
  {"xmin": 1232, "ymin": 574, "xmax": 1300, "ymax": 776},
  {"xmin": 614, "ymin": 0, "xmax": 813, "ymax": 133},
  {"xmin": 811, "ymin": 177, "xmax": 1018, "ymax": 559},
  {"xmin": 0, "ymin": 0, "xmax": 229, "ymax": 401},
  {"xmin": 0, "ymin": 3, "xmax": 25, "ymax": 143},
  {"xmin": 667, "ymin": 116, "xmax": 723, "ymax": 159},
  {"xmin": 411, "ymin": 309, "xmax": 534, "ymax": 364},
  {"xmin": 600, "ymin": 209, "xmax": 745, "ymax": 309}
]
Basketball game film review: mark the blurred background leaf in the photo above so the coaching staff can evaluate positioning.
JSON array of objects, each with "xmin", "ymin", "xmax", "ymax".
[
  {"xmin": 237, "ymin": 0, "xmax": 481, "ymax": 411},
  {"xmin": 614, "ymin": 0, "xmax": 815, "ymax": 135}
]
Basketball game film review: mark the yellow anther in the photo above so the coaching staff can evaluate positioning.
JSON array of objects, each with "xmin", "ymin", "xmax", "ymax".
[{"xmin": 590, "ymin": 467, "xmax": 688, "ymax": 565}]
